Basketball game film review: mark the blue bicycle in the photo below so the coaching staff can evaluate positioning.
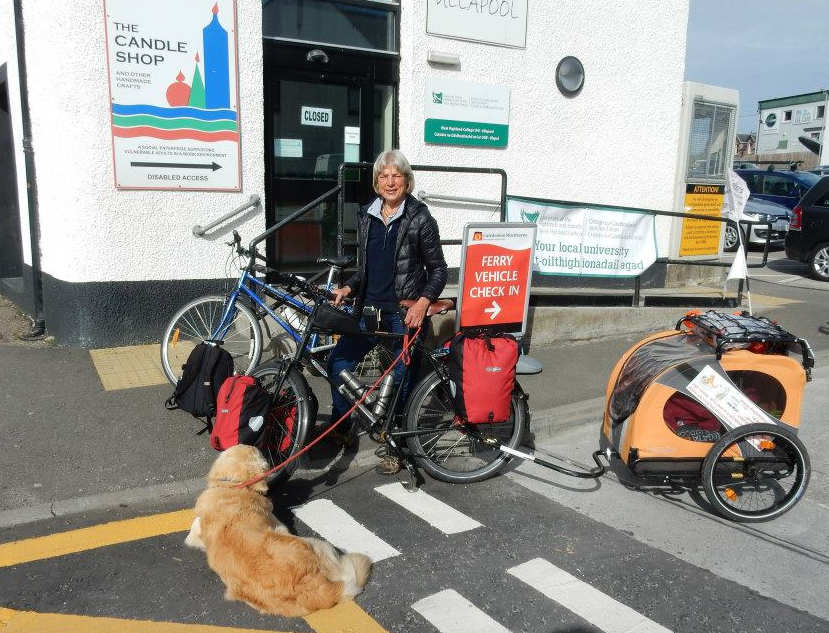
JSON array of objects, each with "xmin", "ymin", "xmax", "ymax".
[{"xmin": 160, "ymin": 231, "xmax": 357, "ymax": 384}]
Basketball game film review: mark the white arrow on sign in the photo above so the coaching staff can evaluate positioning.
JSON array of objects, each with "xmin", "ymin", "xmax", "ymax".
[{"xmin": 484, "ymin": 300, "xmax": 501, "ymax": 320}]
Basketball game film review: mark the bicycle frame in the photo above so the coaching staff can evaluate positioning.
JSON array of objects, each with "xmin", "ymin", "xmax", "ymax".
[
  {"xmin": 286, "ymin": 320, "xmax": 451, "ymax": 441},
  {"xmin": 212, "ymin": 266, "xmax": 335, "ymax": 369}
]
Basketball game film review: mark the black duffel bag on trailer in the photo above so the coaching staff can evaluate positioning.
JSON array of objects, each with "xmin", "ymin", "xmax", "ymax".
[
  {"xmin": 311, "ymin": 302, "xmax": 361, "ymax": 336},
  {"xmin": 446, "ymin": 330, "xmax": 519, "ymax": 424}
]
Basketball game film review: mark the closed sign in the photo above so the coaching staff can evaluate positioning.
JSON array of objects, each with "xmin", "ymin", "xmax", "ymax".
[{"xmin": 301, "ymin": 106, "xmax": 332, "ymax": 127}]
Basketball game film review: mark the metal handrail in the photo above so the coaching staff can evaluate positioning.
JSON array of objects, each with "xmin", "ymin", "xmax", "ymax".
[
  {"xmin": 248, "ymin": 185, "xmax": 341, "ymax": 252},
  {"xmin": 335, "ymin": 162, "xmax": 508, "ymax": 256},
  {"xmin": 192, "ymin": 194, "xmax": 261, "ymax": 236},
  {"xmin": 417, "ymin": 190, "xmax": 501, "ymax": 207}
]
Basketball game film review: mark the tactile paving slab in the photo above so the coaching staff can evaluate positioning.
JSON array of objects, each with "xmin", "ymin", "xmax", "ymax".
[{"xmin": 89, "ymin": 345, "xmax": 168, "ymax": 391}]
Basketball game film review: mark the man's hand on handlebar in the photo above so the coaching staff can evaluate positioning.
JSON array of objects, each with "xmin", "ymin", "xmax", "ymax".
[{"xmin": 331, "ymin": 285, "xmax": 352, "ymax": 306}]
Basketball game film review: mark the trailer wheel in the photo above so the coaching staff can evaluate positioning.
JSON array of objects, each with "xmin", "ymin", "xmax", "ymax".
[{"xmin": 701, "ymin": 423, "xmax": 809, "ymax": 522}]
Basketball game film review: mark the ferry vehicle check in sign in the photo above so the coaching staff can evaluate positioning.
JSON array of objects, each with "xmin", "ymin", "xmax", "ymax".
[{"xmin": 456, "ymin": 222, "xmax": 537, "ymax": 336}]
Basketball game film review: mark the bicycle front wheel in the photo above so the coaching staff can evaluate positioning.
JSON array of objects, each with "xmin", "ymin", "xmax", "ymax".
[
  {"xmin": 404, "ymin": 371, "xmax": 527, "ymax": 484},
  {"xmin": 701, "ymin": 423, "xmax": 810, "ymax": 522},
  {"xmin": 252, "ymin": 361, "xmax": 314, "ymax": 485},
  {"xmin": 160, "ymin": 295, "xmax": 262, "ymax": 384}
]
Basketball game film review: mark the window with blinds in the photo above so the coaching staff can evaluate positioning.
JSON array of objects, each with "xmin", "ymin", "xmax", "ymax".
[{"xmin": 686, "ymin": 101, "xmax": 736, "ymax": 182}]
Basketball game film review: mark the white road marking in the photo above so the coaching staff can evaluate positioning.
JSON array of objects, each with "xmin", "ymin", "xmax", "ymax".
[
  {"xmin": 412, "ymin": 589, "xmax": 511, "ymax": 633},
  {"xmin": 508, "ymin": 558, "xmax": 673, "ymax": 633},
  {"xmin": 374, "ymin": 483, "xmax": 483, "ymax": 534},
  {"xmin": 292, "ymin": 498, "xmax": 400, "ymax": 562}
]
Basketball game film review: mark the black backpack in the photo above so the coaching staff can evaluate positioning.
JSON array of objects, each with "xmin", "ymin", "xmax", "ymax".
[{"xmin": 165, "ymin": 342, "xmax": 235, "ymax": 424}]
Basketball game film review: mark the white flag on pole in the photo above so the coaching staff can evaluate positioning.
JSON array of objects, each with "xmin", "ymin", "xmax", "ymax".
[
  {"xmin": 723, "ymin": 171, "xmax": 753, "ymax": 313},
  {"xmin": 728, "ymin": 171, "xmax": 750, "ymax": 221},
  {"xmin": 726, "ymin": 244, "xmax": 748, "ymax": 282}
]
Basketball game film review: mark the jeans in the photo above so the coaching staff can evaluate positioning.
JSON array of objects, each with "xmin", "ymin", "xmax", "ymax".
[{"xmin": 327, "ymin": 309, "xmax": 424, "ymax": 429}]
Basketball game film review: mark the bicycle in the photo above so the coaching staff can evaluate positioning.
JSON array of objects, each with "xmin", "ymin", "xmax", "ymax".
[
  {"xmin": 160, "ymin": 231, "xmax": 392, "ymax": 384},
  {"xmin": 247, "ymin": 274, "xmax": 530, "ymax": 487}
]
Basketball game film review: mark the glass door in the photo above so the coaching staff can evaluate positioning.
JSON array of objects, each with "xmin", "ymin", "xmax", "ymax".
[
  {"xmin": 264, "ymin": 41, "xmax": 397, "ymax": 267},
  {"xmin": 271, "ymin": 77, "xmax": 361, "ymax": 263}
]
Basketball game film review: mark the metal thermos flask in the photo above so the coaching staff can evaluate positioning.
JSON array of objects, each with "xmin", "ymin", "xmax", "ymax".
[
  {"xmin": 372, "ymin": 374, "xmax": 395, "ymax": 417},
  {"xmin": 338, "ymin": 369, "xmax": 376, "ymax": 403}
]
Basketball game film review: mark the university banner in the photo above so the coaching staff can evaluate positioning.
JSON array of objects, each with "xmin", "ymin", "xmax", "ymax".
[{"xmin": 505, "ymin": 196, "xmax": 657, "ymax": 277}]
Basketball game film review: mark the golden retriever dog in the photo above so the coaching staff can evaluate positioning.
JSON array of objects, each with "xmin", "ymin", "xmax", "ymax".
[{"xmin": 185, "ymin": 444, "xmax": 372, "ymax": 617}]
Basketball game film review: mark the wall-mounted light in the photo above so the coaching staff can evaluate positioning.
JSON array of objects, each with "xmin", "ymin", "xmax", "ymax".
[
  {"xmin": 556, "ymin": 56, "xmax": 584, "ymax": 97},
  {"xmin": 427, "ymin": 50, "xmax": 460, "ymax": 66}
]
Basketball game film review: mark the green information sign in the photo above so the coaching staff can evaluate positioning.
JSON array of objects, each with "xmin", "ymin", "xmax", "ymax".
[
  {"xmin": 424, "ymin": 77, "xmax": 510, "ymax": 148},
  {"xmin": 424, "ymin": 119, "xmax": 508, "ymax": 147}
]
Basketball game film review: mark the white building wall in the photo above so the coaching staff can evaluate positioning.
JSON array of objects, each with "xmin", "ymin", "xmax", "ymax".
[
  {"xmin": 399, "ymin": 0, "xmax": 689, "ymax": 265},
  {"xmin": 2, "ymin": 0, "xmax": 265, "ymax": 285}
]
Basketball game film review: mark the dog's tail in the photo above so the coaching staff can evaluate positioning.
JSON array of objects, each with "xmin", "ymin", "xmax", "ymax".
[{"xmin": 337, "ymin": 553, "xmax": 372, "ymax": 600}]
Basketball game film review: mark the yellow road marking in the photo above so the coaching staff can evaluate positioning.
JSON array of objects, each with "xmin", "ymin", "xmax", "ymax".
[
  {"xmin": 0, "ymin": 509, "xmax": 195, "ymax": 568},
  {"xmin": 0, "ymin": 510, "xmax": 390, "ymax": 633},
  {"xmin": 305, "ymin": 601, "xmax": 389, "ymax": 633},
  {"xmin": 0, "ymin": 608, "xmax": 297, "ymax": 632}
]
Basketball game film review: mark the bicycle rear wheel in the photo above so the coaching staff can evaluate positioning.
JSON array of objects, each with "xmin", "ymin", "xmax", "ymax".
[
  {"xmin": 160, "ymin": 295, "xmax": 262, "ymax": 384},
  {"xmin": 701, "ymin": 423, "xmax": 810, "ymax": 522},
  {"xmin": 404, "ymin": 371, "xmax": 527, "ymax": 483},
  {"xmin": 252, "ymin": 361, "xmax": 314, "ymax": 485}
]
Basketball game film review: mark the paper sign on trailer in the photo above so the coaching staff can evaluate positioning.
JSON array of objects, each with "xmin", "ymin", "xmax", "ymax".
[{"xmin": 456, "ymin": 223, "xmax": 536, "ymax": 336}]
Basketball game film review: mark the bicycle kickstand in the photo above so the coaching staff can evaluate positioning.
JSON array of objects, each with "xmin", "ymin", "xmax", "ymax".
[
  {"xmin": 384, "ymin": 434, "xmax": 424, "ymax": 492},
  {"xmin": 400, "ymin": 456, "xmax": 424, "ymax": 492}
]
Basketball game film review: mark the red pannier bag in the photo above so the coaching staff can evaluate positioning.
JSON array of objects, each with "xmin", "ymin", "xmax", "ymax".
[
  {"xmin": 210, "ymin": 375, "xmax": 273, "ymax": 451},
  {"xmin": 446, "ymin": 330, "xmax": 519, "ymax": 424}
]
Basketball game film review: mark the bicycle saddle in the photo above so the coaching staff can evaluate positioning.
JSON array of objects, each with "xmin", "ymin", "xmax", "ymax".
[{"xmin": 316, "ymin": 256, "xmax": 356, "ymax": 269}]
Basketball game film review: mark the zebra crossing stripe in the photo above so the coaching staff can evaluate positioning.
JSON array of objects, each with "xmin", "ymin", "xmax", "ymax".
[
  {"xmin": 412, "ymin": 589, "xmax": 511, "ymax": 633},
  {"xmin": 508, "ymin": 558, "xmax": 673, "ymax": 633},
  {"xmin": 374, "ymin": 483, "xmax": 483, "ymax": 534},
  {"xmin": 292, "ymin": 499, "xmax": 400, "ymax": 562}
]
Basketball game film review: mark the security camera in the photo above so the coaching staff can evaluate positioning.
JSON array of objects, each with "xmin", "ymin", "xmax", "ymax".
[{"xmin": 306, "ymin": 49, "xmax": 329, "ymax": 64}]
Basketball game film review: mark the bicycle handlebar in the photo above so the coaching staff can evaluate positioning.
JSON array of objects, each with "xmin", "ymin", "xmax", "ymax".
[
  {"xmin": 228, "ymin": 230, "xmax": 269, "ymax": 263},
  {"xmin": 229, "ymin": 230, "xmax": 339, "ymax": 302}
]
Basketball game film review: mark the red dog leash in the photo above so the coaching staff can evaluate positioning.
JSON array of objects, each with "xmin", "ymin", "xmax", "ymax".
[{"xmin": 235, "ymin": 324, "xmax": 422, "ymax": 489}]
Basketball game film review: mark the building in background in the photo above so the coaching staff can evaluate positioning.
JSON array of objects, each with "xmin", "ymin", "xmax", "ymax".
[
  {"xmin": 0, "ymin": 0, "xmax": 691, "ymax": 346},
  {"xmin": 735, "ymin": 133, "xmax": 756, "ymax": 158},
  {"xmin": 757, "ymin": 90, "xmax": 827, "ymax": 168}
]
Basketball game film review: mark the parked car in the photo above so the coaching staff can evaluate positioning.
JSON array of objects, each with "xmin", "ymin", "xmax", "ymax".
[
  {"xmin": 733, "ymin": 161, "xmax": 759, "ymax": 169},
  {"xmin": 785, "ymin": 175, "xmax": 829, "ymax": 281},
  {"xmin": 724, "ymin": 197, "xmax": 791, "ymax": 252},
  {"xmin": 810, "ymin": 165, "xmax": 829, "ymax": 176},
  {"xmin": 734, "ymin": 168, "xmax": 822, "ymax": 210}
]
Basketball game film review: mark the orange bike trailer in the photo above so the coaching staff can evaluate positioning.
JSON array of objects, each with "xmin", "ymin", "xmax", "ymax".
[{"xmin": 601, "ymin": 310, "xmax": 814, "ymax": 522}]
